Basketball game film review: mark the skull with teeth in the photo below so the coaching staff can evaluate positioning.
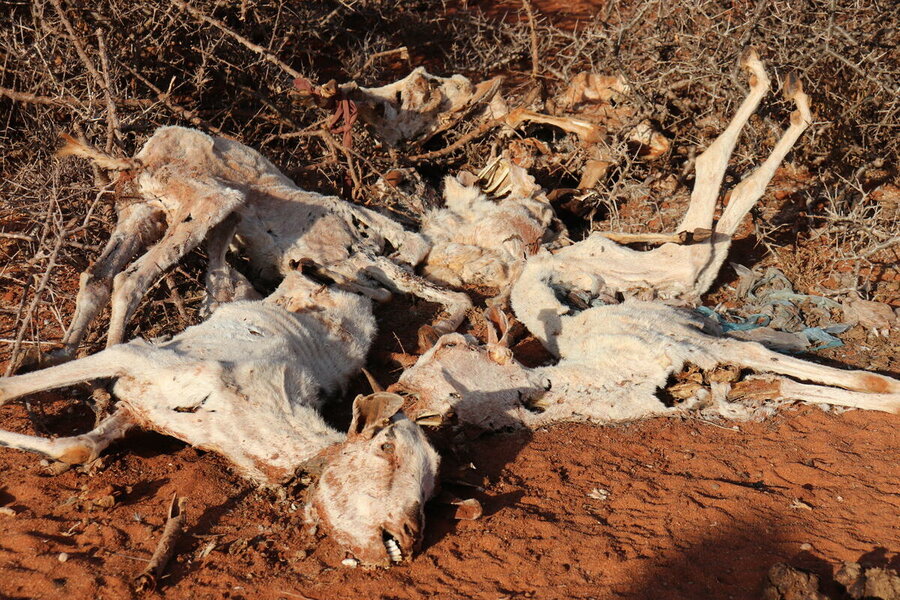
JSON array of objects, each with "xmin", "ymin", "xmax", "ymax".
[{"xmin": 307, "ymin": 392, "xmax": 439, "ymax": 567}]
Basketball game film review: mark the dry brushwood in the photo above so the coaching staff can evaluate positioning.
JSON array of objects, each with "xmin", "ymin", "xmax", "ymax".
[
  {"xmin": 0, "ymin": 271, "xmax": 439, "ymax": 568},
  {"xmin": 53, "ymin": 127, "xmax": 472, "ymax": 360},
  {"xmin": 394, "ymin": 52, "xmax": 900, "ymax": 433}
]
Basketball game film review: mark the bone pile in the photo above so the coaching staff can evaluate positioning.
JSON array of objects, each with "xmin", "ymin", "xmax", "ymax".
[{"xmin": 1, "ymin": 50, "xmax": 898, "ymax": 570}]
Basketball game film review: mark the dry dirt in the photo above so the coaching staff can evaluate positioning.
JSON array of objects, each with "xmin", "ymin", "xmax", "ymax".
[{"xmin": 1, "ymin": 0, "xmax": 899, "ymax": 599}]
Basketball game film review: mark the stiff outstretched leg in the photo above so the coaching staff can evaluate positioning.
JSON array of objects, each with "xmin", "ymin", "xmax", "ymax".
[
  {"xmin": 56, "ymin": 201, "xmax": 166, "ymax": 359},
  {"xmin": 677, "ymin": 49, "xmax": 771, "ymax": 235},
  {"xmin": 106, "ymin": 178, "xmax": 244, "ymax": 346},
  {"xmin": 0, "ymin": 410, "xmax": 133, "ymax": 464},
  {"xmin": 730, "ymin": 376, "xmax": 900, "ymax": 414},
  {"xmin": 0, "ymin": 345, "xmax": 135, "ymax": 406},
  {"xmin": 201, "ymin": 213, "xmax": 261, "ymax": 316},
  {"xmin": 708, "ymin": 336, "xmax": 900, "ymax": 412},
  {"xmin": 692, "ymin": 74, "xmax": 813, "ymax": 293},
  {"xmin": 361, "ymin": 254, "xmax": 473, "ymax": 347}
]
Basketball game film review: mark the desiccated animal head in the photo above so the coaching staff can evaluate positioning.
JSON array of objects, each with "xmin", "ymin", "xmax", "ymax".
[
  {"xmin": 395, "ymin": 333, "xmax": 550, "ymax": 432},
  {"xmin": 308, "ymin": 393, "xmax": 440, "ymax": 567}
]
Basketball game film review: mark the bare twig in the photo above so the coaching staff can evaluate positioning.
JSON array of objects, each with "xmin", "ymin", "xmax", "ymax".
[
  {"xmin": 95, "ymin": 29, "xmax": 122, "ymax": 154},
  {"xmin": 170, "ymin": 0, "xmax": 303, "ymax": 79},
  {"xmin": 351, "ymin": 46, "xmax": 410, "ymax": 78},
  {"xmin": 135, "ymin": 494, "xmax": 187, "ymax": 592},
  {"xmin": 117, "ymin": 63, "xmax": 223, "ymax": 135},
  {"xmin": 0, "ymin": 86, "xmax": 86, "ymax": 108},
  {"xmin": 409, "ymin": 118, "xmax": 504, "ymax": 162},
  {"xmin": 595, "ymin": 228, "xmax": 712, "ymax": 246},
  {"xmin": 521, "ymin": 0, "xmax": 540, "ymax": 80},
  {"xmin": 4, "ymin": 229, "xmax": 64, "ymax": 377},
  {"xmin": 48, "ymin": 0, "xmax": 105, "ymax": 89}
]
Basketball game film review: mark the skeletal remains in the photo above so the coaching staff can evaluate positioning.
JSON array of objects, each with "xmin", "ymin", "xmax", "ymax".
[
  {"xmin": 397, "ymin": 51, "xmax": 900, "ymax": 430},
  {"xmin": 1, "ymin": 51, "xmax": 898, "ymax": 570}
]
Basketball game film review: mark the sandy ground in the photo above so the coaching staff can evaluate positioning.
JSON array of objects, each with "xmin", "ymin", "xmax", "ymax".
[
  {"xmin": 1, "ymin": 1, "xmax": 898, "ymax": 599},
  {"xmin": 2, "ymin": 395, "xmax": 898, "ymax": 599}
]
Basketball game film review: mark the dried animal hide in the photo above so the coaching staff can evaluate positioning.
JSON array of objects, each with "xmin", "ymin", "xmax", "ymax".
[
  {"xmin": 54, "ymin": 126, "xmax": 470, "ymax": 359},
  {"xmin": 0, "ymin": 273, "xmax": 439, "ymax": 567},
  {"xmin": 420, "ymin": 158, "xmax": 556, "ymax": 293},
  {"xmin": 394, "ymin": 51, "xmax": 900, "ymax": 433},
  {"xmin": 339, "ymin": 67, "xmax": 507, "ymax": 146}
]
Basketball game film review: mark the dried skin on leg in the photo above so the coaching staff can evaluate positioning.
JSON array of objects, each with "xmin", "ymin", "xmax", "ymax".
[
  {"xmin": 202, "ymin": 213, "xmax": 261, "ymax": 316},
  {"xmin": 106, "ymin": 179, "xmax": 245, "ymax": 346},
  {"xmin": 677, "ymin": 49, "xmax": 771, "ymax": 233},
  {"xmin": 59, "ymin": 201, "xmax": 166, "ymax": 357},
  {"xmin": 0, "ymin": 345, "xmax": 136, "ymax": 405},
  {"xmin": 0, "ymin": 411, "xmax": 133, "ymax": 464},
  {"xmin": 730, "ymin": 376, "xmax": 900, "ymax": 414},
  {"xmin": 363, "ymin": 255, "xmax": 472, "ymax": 335},
  {"xmin": 710, "ymin": 336, "xmax": 900, "ymax": 395}
]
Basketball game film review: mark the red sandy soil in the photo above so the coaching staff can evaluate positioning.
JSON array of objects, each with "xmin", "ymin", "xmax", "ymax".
[{"xmin": 2, "ymin": 395, "xmax": 898, "ymax": 600}]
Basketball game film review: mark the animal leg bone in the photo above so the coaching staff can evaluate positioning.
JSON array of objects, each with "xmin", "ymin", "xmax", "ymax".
[
  {"xmin": 107, "ymin": 178, "xmax": 244, "ymax": 346},
  {"xmin": 692, "ymin": 74, "xmax": 812, "ymax": 294},
  {"xmin": 715, "ymin": 73, "xmax": 811, "ymax": 237},
  {"xmin": 202, "ymin": 214, "xmax": 261, "ymax": 316},
  {"xmin": 362, "ymin": 255, "xmax": 473, "ymax": 335},
  {"xmin": 709, "ymin": 335, "xmax": 899, "ymax": 396},
  {"xmin": 58, "ymin": 201, "xmax": 166, "ymax": 359},
  {"xmin": 731, "ymin": 376, "xmax": 900, "ymax": 414},
  {"xmin": 0, "ymin": 410, "xmax": 134, "ymax": 464},
  {"xmin": 677, "ymin": 48, "xmax": 771, "ymax": 233}
]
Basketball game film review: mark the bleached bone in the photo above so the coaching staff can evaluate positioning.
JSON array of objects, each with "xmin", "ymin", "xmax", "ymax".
[
  {"xmin": 55, "ymin": 126, "xmax": 471, "ymax": 358},
  {"xmin": 0, "ymin": 272, "xmax": 439, "ymax": 568},
  {"xmin": 339, "ymin": 67, "xmax": 507, "ymax": 146},
  {"xmin": 396, "ymin": 300, "xmax": 900, "ymax": 433},
  {"xmin": 507, "ymin": 73, "xmax": 670, "ymax": 158},
  {"xmin": 393, "ymin": 53, "xmax": 899, "ymax": 432}
]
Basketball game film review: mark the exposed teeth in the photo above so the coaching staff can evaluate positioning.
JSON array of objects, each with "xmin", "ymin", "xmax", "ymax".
[
  {"xmin": 415, "ymin": 412, "xmax": 444, "ymax": 426},
  {"xmin": 384, "ymin": 537, "xmax": 403, "ymax": 563}
]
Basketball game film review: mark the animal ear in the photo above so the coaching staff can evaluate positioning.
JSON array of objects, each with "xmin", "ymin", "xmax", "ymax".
[
  {"xmin": 348, "ymin": 392, "xmax": 404, "ymax": 440},
  {"xmin": 483, "ymin": 306, "xmax": 511, "ymax": 348}
]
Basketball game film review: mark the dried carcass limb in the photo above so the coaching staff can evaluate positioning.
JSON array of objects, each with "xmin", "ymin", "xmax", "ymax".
[
  {"xmin": 393, "ymin": 54, "xmax": 899, "ymax": 432},
  {"xmin": 0, "ymin": 273, "xmax": 439, "ymax": 567},
  {"xmin": 54, "ymin": 126, "xmax": 470, "ymax": 358},
  {"xmin": 396, "ymin": 302, "xmax": 900, "ymax": 433},
  {"xmin": 514, "ymin": 50, "xmax": 810, "ymax": 316}
]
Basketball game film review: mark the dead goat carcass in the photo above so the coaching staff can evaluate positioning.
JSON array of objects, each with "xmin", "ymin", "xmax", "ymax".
[
  {"xmin": 397, "ymin": 302, "xmax": 900, "ymax": 433},
  {"xmin": 0, "ymin": 271, "xmax": 439, "ymax": 567},
  {"xmin": 54, "ymin": 126, "xmax": 471, "ymax": 358},
  {"xmin": 394, "ymin": 52, "xmax": 900, "ymax": 432},
  {"xmin": 519, "ymin": 50, "xmax": 807, "ymax": 311}
]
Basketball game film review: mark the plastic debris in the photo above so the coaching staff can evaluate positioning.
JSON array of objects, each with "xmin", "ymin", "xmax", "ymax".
[{"xmin": 697, "ymin": 265, "xmax": 856, "ymax": 353}]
